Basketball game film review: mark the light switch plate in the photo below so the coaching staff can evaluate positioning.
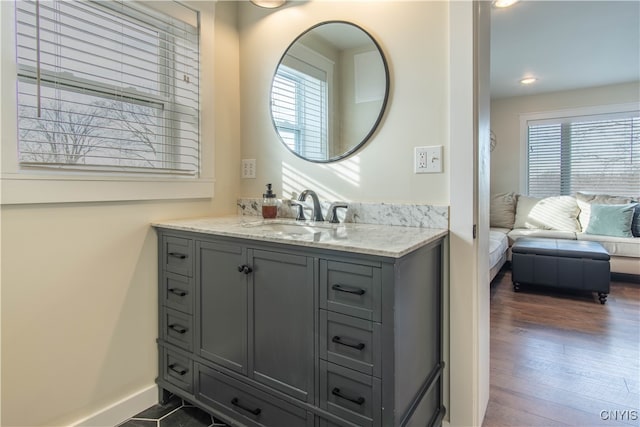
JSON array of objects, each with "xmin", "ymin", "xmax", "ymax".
[
  {"xmin": 414, "ymin": 146, "xmax": 442, "ymax": 173},
  {"xmin": 241, "ymin": 159, "xmax": 256, "ymax": 179}
]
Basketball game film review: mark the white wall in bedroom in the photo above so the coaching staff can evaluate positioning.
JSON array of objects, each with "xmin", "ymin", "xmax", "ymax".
[{"xmin": 490, "ymin": 81, "xmax": 640, "ymax": 195}]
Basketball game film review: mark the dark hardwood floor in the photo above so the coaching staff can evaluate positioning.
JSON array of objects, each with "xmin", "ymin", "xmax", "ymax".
[{"xmin": 484, "ymin": 267, "xmax": 640, "ymax": 427}]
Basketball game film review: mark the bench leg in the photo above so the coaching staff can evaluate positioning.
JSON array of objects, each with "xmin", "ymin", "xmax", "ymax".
[{"xmin": 598, "ymin": 292, "xmax": 608, "ymax": 305}]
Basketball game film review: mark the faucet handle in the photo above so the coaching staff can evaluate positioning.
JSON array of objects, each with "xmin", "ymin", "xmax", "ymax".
[
  {"xmin": 289, "ymin": 200, "xmax": 306, "ymax": 221},
  {"xmin": 327, "ymin": 202, "xmax": 349, "ymax": 223}
]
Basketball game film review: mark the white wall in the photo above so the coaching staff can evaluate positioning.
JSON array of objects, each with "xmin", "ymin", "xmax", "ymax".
[
  {"xmin": 0, "ymin": 2, "xmax": 241, "ymax": 426},
  {"xmin": 237, "ymin": 1, "xmax": 449, "ymax": 205},
  {"xmin": 1, "ymin": 201, "xmax": 212, "ymax": 426},
  {"xmin": 490, "ymin": 81, "xmax": 640, "ymax": 195}
]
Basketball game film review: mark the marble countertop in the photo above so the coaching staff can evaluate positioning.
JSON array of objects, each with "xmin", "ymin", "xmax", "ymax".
[{"xmin": 152, "ymin": 216, "xmax": 448, "ymax": 258}]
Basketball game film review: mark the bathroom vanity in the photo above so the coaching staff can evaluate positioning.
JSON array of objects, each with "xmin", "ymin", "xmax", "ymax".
[{"xmin": 153, "ymin": 217, "xmax": 447, "ymax": 427}]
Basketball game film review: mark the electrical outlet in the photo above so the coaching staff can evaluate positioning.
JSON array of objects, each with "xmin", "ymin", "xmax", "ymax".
[
  {"xmin": 414, "ymin": 146, "xmax": 443, "ymax": 173},
  {"xmin": 241, "ymin": 159, "xmax": 256, "ymax": 179}
]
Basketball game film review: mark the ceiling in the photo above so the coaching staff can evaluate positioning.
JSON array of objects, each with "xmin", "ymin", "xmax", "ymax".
[{"xmin": 490, "ymin": 0, "xmax": 640, "ymax": 99}]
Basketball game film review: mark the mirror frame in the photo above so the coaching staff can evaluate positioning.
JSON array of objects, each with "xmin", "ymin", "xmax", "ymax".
[{"xmin": 270, "ymin": 20, "xmax": 390, "ymax": 163}]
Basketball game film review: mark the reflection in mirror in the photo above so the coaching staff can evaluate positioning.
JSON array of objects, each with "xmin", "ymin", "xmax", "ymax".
[{"xmin": 270, "ymin": 21, "xmax": 389, "ymax": 163}]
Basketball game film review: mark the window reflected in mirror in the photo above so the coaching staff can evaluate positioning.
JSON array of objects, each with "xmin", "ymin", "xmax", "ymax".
[{"xmin": 270, "ymin": 21, "xmax": 389, "ymax": 163}]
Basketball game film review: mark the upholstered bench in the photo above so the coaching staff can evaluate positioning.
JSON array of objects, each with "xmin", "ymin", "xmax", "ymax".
[{"xmin": 511, "ymin": 237, "xmax": 610, "ymax": 304}]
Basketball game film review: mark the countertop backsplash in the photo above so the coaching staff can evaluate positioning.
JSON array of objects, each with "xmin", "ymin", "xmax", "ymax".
[{"xmin": 236, "ymin": 198, "xmax": 449, "ymax": 229}]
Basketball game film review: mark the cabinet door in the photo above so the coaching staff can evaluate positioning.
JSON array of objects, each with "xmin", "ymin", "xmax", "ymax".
[
  {"xmin": 249, "ymin": 249, "xmax": 315, "ymax": 403},
  {"xmin": 198, "ymin": 241, "xmax": 247, "ymax": 374}
]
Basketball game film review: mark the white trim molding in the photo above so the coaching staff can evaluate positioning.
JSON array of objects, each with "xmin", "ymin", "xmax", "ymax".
[
  {"xmin": 72, "ymin": 384, "xmax": 158, "ymax": 427},
  {"xmin": 1, "ymin": 175, "xmax": 214, "ymax": 204}
]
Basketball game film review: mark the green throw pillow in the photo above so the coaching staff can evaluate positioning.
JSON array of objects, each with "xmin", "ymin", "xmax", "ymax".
[{"xmin": 585, "ymin": 203, "xmax": 636, "ymax": 238}]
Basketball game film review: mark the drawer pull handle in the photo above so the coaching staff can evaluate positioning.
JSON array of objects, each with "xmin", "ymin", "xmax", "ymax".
[
  {"xmin": 168, "ymin": 252, "xmax": 187, "ymax": 259},
  {"xmin": 231, "ymin": 397, "xmax": 262, "ymax": 416},
  {"xmin": 168, "ymin": 363, "xmax": 187, "ymax": 376},
  {"xmin": 237, "ymin": 265, "xmax": 253, "ymax": 274},
  {"xmin": 168, "ymin": 288, "xmax": 187, "ymax": 297},
  {"xmin": 332, "ymin": 336, "xmax": 365, "ymax": 350},
  {"xmin": 332, "ymin": 387, "xmax": 365, "ymax": 405},
  {"xmin": 168, "ymin": 324, "xmax": 187, "ymax": 334},
  {"xmin": 332, "ymin": 284, "xmax": 366, "ymax": 296}
]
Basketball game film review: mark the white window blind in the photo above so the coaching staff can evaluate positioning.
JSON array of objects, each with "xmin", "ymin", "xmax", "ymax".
[
  {"xmin": 15, "ymin": 0, "xmax": 200, "ymax": 175},
  {"xmin": 527, "ymin": 111, "xmax": 640, "ymax": 198},
  {"xmin": 272, "ymin": 63, "xmax": 328, "ymax": 161}
]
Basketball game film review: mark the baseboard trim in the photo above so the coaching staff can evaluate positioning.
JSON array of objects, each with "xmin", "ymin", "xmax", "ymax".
[
  {"xmin": 612, "ymin": 272, "xmax": 640, "ymax": 284},
  {"xmin": 72, "ymin": 384, "xmax": 158, "ymax": 427}
]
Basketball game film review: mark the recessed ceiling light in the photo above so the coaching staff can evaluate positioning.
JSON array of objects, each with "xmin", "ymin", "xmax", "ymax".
[
  {"xmin": 493, "ymin": 0, "xmax": 520, "ymax": 8},
  {"xmin": 250, "ymin": 0, "xmax": 286, "ymax": 8},
  {"xmin": 520, "ymin": 77, "xmax": 537, "ymax": 85}
]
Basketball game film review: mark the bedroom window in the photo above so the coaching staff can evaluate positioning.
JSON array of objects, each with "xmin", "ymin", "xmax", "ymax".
[
  {"xmin": 525, "ymin": 107, "xmax": 639, "ymax": 198},
  {"xmin": 15, "ymin": 0, "xmax": 200, "ymax": 175}
]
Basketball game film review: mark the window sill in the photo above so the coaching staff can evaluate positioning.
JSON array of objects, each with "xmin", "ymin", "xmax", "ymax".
[{"xmin": 0, "ymin": 173, "xmax": 214, "ymax": 205}]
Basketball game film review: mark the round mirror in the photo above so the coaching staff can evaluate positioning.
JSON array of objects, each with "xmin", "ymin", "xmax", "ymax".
[{"xmin": 270, "ymin": 21, "xmax": 390, "ymax": 163}]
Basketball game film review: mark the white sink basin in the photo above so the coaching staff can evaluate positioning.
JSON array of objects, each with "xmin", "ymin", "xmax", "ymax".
[{"xmin": 241, "ymin": 220, "xmax": 338, "ymax": 241}]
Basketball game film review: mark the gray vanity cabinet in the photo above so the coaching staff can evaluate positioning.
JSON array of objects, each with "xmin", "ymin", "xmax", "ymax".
[{"xmin": 155, "ymin": 227, "xmax": 445, "ymax": 427}]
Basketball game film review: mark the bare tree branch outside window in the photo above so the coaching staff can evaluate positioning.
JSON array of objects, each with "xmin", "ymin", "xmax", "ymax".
[
  {"xmin": 19, "ymin": 100, "xmax": 109, "ymax": 165},
  {"xmin": 19, "ymin": 95, "xmax": 164, "ymax": 169}
]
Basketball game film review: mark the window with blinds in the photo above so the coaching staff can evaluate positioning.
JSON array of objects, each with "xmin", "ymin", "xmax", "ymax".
[
  {"xmin": 15, "ymin": 0, "xmax": 200, "ymax": 175},
  {"xmin": 272, "ymin": 63, "xmax": 328, "ymax": 161},
  {"xmin": 527, "ymin": 110, "xmax": 640, "ymax": 198}
]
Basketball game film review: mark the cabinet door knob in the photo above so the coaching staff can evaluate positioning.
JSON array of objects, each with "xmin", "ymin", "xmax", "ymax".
[
  {"xmin": 231, "ymin": 397, "xmax": 261, "ymax": 416},
  {"xmin": 331, "ymin": 387, "xmax": 365, "ymax": 405},
  {"xmin": 237, "ymin": 265, "xmax": 253, "ymax": 274}
]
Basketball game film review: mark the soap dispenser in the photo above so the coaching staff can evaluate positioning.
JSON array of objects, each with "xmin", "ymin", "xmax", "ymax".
[{"xmin": 262, "ymin": 183, "xmax": 277, "ymax": 219}]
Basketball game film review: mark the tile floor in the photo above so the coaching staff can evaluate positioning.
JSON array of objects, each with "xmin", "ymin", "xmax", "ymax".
[{"xmin": 117, "ymin": 394, "xmax": 229, "ymax": 427}]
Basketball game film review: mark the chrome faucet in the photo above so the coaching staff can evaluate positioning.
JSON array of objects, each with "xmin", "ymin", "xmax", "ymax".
[
  {"xmin": 326, "ymin": 202, "xmax": 349, "ymax": 223},
  {"xmin": 295, "ymin": 190, "xmax": 324, "ymax": 222}
]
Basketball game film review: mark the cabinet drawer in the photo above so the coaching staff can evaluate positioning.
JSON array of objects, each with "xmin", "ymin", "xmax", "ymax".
[
  {"xmin": 320, "ymin": 260, "xmax": 381, "ymax": 321},
  {"xmin": 161, "ymin": 347, "xmax": 193, "ymax": 393},
  {"xmin": 162, "ymin": 235, "xmax": 193, "ymax": 277},
  {"xmin": 320, "ymin": 310, "xmax": 381, "ymax": 377},
  {"xmin": 163, "ymin": 308, "xmax": 193, "ymax": 351},
  {"xmin": 162, "ymin": 272, "xmax": 193, "ymax": 314},
  {"xmin": 197, "ymin": 364, "xmax": 312, "ymax": 427},
  {"xmin": 320, "ymin": 361, "xmax": 381, "ymax": 427}
]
